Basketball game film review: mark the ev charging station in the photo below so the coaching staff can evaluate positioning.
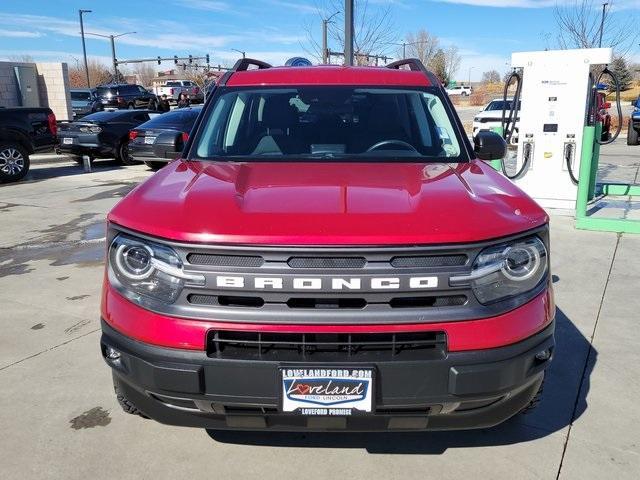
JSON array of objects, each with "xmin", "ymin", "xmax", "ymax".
[
  {"xmin": 500, "ymin": 48, "xmax": 612, "ymax": 209},
  {"xmin": 493, "ymin": 48, "xmax": 640, "ymax": 234}
]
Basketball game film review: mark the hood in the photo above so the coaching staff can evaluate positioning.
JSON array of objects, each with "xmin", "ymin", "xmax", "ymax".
[{"xmin": 108, "ymin": 159, "xmax": 547, "ymax": 246}]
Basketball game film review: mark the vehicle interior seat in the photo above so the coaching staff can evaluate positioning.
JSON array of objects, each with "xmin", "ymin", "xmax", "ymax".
[{"xmin": 251, "ymin": 95, "xmax": 307, "ymax": 155}]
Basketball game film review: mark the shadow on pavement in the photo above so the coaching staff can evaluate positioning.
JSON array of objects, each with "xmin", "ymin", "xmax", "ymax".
[
  {"xmin": 207, "ymin": 306, "xmax": 596, "ymax": 454},
  {"xmin": 16, "ymin": 159, "xmax": 125, "ymax": 184}
]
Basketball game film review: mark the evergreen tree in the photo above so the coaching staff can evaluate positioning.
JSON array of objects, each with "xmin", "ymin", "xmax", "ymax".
[{"xmin": 609, "ymin": 56, "xmax": 633, "ymax": 91}]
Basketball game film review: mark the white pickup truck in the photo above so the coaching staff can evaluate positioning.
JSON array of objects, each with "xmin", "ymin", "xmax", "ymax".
[{"xmin": 153, "ymin": 80, "xmax": 204, "ymax": 103}]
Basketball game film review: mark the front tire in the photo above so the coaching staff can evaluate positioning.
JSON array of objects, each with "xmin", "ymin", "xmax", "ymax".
[
  {"xmin": 128, "ymin": 103, "xmax": 135, "ymax": 110},
  {"xmin": 117, "ymin": 140, "xmax": 137, "ymax": 166},
  {"xmin": 627, "ymin": 119, "xmax": 639, "ymax": 146},
  {"xmin": 0, "ymin": 143, "xmax": 30, "ymax": 183},
  {"xmin": 148, "ymin": 99, "xmax": 157, "ymax": 111},
  {"xmin": 519, "ymin": 378, "xmax": 544, "ymax": 415},
  {"xmin": 114, "ymin": 385, "xmax": 148, "ymax": 418}
]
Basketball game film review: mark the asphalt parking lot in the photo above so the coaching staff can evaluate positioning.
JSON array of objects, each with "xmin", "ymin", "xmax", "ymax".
[{"xmin": 0, "ymin": 143, "xmax": 639, "ymax": 480}]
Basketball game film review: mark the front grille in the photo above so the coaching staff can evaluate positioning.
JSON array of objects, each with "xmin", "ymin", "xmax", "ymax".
[
  {"xmin": 288, "ymin": 257, "xmax": 366, "ymax": 269},
  {"xmin": 207, "ymin": 330, "xmax": 447, "ymax": 361},
  {"xmin": 391, "ymin": 255, "xmax": 467, "ymax": 268},
  {"xmin": 187, "ymin": 253, "xmax": 264, "ymax": 267},
  {"xmin": 112, "ymin": 224, "xmax": 549, "ymax": 325}
]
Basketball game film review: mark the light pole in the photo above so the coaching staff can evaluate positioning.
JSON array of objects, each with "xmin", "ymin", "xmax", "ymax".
[
  {"xmin": 344, "ymin": 0, "xmax": 354, "ymax": 66},
  {"xmin": 78, "ymin": 9, "xmax": 92, "ymax": 88},
  {"xmin": 231, "ymin": 48, "xmax": 246, "ymax": 59},
  {"xmin": 468, "ymin": 66, "xmax": 475, "ymax": 86},
  {"xmin": 598, "ymin": 2, "xmax": 608, "ymax": 48},
  {"xmin": 322, "ymin": 11, "xmax": 340, "ymax": 64},
  {"xmin": 85, "ymin": 31, "xmax": 136, "ymax": 81}
]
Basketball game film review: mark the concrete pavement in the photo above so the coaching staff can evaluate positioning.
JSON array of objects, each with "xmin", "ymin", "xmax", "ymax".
[{"xmin": 0, "ymin": 148, "xmax": 638, "ymax": 479}]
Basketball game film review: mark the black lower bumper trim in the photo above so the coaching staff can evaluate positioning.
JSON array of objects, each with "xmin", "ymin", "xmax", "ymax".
[{"xmin": 101, "ymin": 319, "xmax": 554, "ymax": 431}]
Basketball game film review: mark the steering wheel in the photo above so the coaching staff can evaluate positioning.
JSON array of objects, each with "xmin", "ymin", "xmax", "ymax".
[{"xmin": 366, "ymin": 140, "xmax": 418, "ymax": 153}]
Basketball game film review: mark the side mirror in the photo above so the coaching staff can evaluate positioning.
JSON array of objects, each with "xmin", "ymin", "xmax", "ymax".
[{"xmin": 473, "ymin": 131, "xmax": 506, "ymax": 161}]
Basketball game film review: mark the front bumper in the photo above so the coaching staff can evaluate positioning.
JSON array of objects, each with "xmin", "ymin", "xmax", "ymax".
[{"xmin": 101, "ymin": 319, "xmax": 554, "ymax": 431}]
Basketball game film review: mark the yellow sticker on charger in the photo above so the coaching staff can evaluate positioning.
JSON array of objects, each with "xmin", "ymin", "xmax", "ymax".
[{"xmin": 544, "ymin": 152, "xmax": 553, "ymax": 158}]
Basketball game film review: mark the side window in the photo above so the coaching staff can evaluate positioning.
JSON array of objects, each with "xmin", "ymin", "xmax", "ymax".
[
  {"xmin": 422, "ymin": 93, "xmax": 460, "ymax": 157},
  {"xmin": 224, "ymin": 94, "xmax": 248, "ymax": 148},
  {"xmin": 134, "ymin": 113, "xmax": 149, "ymax": 122},
  {"xmin": 197, "ymin": 95, "xmax": 235, "ymax": 156}
]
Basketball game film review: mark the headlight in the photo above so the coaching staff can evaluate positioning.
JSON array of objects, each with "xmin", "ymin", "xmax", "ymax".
[
  {"xmin": 109, "ymin": 234, "xmax": 204, "ymax": 305},
  {"xmin": 451, "ymin": 236, "xmax": 548, "ymax": 304}
]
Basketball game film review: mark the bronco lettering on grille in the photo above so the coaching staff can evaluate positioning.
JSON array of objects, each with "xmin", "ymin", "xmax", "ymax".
[{"xmin": 212, "ymin": 276, "xmax": 438, "ymax": 290}]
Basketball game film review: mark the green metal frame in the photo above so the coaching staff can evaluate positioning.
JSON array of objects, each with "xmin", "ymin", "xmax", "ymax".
[{"xmin": 575, "ymin": 124, "xmax": 640, "ymax": 234}]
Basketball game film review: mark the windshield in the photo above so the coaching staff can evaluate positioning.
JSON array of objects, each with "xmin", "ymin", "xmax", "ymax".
[
  {"xmin": 486, "ymin": 100, "xmax": 521, "ymax": 111},
  {"xmin": 141, "ymin": 108, "xmax": 201, "ymax": 129},
  {"xmin": 71, "ymin": 91, "xmax": 92, "ymax": 101},
  {"xmin": 193, "ymin": 87, "xmax": 466, "ymax": 162}
]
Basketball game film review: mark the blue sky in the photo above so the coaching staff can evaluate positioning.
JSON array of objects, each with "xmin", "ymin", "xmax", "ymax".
[{"xmin": 0, "ymin": 0, "xmax": 638, "ymax": 81}]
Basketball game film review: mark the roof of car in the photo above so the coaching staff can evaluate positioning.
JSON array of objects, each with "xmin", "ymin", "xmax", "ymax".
[{"xmin": 225, "ymin": 65, "xmax": 432, "ymax": 88}]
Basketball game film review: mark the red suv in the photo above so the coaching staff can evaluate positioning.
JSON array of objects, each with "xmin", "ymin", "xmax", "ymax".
[{"xmin": 100, "ymin": 59, "xmax": 554, "ymax": 431}]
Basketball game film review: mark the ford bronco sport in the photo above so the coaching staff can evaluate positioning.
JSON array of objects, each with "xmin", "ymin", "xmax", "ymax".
[{"xmin": 100, "ymin": 58, "xmax": 554, "ymax": 431}]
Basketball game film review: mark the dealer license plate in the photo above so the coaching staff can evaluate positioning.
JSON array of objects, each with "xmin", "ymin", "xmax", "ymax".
[
  {"xmin": 144, "ymin": 136, "xmax": 156, "ymax": 144},
  {"xmin": 62, "ymin": 138, "xmax": 73, "ymax": 145},
  {"xmin": 281, "ymin": 367, "xmax": 373, "ymax": 416}
]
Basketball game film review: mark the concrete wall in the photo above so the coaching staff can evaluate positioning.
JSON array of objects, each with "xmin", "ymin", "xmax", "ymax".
[
  {"xmin": 35, "ymin": 62, "xmax": 72, "ymax": 121},
  {"xmin": 0, "ymin": 61, "xmax": 73, "ymax": 121}
]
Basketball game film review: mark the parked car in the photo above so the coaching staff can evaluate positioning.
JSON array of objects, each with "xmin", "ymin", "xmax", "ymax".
[
  {"xmin": 96, "ymin": 84, "xmax": 158, "ymax": 111},
  {"xmin": 70, "ymin": 88, "xmax": 102, "ymax": 119},
  {"xmin": 101, "ymin": 58, "xmax": 554, "ymax": 432},
  {"xmin": 128, "ymin": 107, "xmax": 201, "ymax": 170},
  {"xmin": 154, "ymin": 80, "xmax": 203, "ymax": 103},
  {"xmin": 595, "ymin": 90, "xmax": 612, "ymax": 142},
  {"xmin": 473, "ymin": 99, "xmax": 521, "ymax": 143},
  {"xmin": 627, "ymin": 95, "xmax": 639, "ymax": 146},
  {"xmin": 56, "ymin": 110, "xmax": 158, "ymax": 165},
  {"xmin": 0, "ymin": 107, "xmax": 57, "ymax": 183},
  {"xmin": 446, "ymin": 84, "xmax": 472, "ymax": 96}
]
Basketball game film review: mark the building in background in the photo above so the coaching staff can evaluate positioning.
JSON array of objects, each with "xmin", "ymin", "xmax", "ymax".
[{"xmin": 0, "ymin": 61, "xmax": 72, "ymax": 121}]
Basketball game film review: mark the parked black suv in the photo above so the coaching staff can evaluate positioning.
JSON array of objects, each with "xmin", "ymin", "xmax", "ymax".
[
  {"xmin": 0, "ymin": 107, "xmax": 58, "ymax": 183},
  {"xmin": 96, "ymin": 84, "xmax": 157, "ymax": 111}
]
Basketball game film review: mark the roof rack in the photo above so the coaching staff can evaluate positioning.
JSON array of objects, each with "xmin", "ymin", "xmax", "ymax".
[
  {"xmin": 386, "ymin": 58, "xmax": 440, "ymax": 87},
  {"xmin": 386, "ymin": 58, "xmax": 426, "ymax": 72},
  {"xmin": 230, "ymin": 58, "xmax": 272, "ymax": 72}
]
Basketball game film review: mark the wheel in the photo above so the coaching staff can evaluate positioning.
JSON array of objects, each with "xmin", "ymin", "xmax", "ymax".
[
  {"xmin": 117, "ymin": 140, "xmax": 137, "ymax": 166},
  {"xmin": 461, "ymin": 92, "xmax": 468, "ymax": 97},
  {"xmin": 128, "ymin": 103, "xmax": 135, "ymax": 110},
  {"xmin": 0, "ymin": 142, "xmax": 30, "ymax": 183},
  {"xmin": 144, "ymin": 161, "xmax": 165, "ymax": 171},
  {"xmin": 627, "ymin": 119, "xmax": 639, "ymax": 146},
  {"xmin": 148, "ymin": 100, "xmax": 157, "ymax": 111},
  {"xmin": 114, "ymin": 385, "xmax": 148, "ymax": 418},
  {"xmin": 519, "ymin": 378, "xmax": 544, "ymax": 415}
]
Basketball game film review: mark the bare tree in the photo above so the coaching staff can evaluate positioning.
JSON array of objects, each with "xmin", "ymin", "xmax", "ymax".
[
  {"xmin": 401, "ymin": 29, "xmax": 439, "ymax": 65},
  {"xmin": 8, "ymin": 54, "xmax": 35, "ymax": 63},
  {"xmin": 555, "ymin": 0, "xmax": 638, "ymax": 55},
  {"xmin": 68, "ymin": 59, "xmax": 112, "ymax": 88},
  {"xmin": 481, "ymin": 70, "xmax": 501, "ymax": 84},
  {"xmin": 303, "ymin": 0, "xmax": 395, "ymax": 65},
  {"xmin": 133, "ymin": 63, "xmax": 158, "ymax": 88}
]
